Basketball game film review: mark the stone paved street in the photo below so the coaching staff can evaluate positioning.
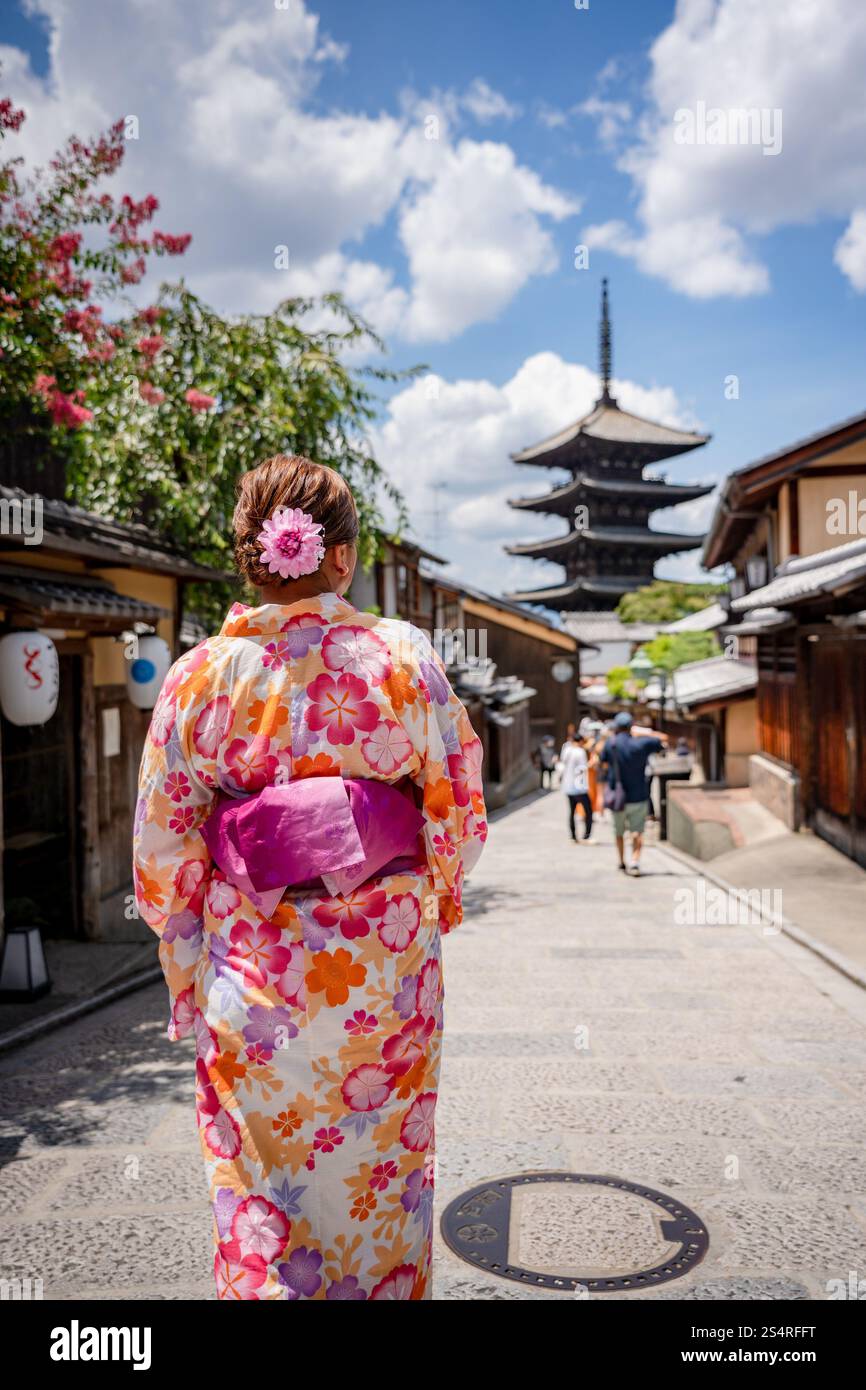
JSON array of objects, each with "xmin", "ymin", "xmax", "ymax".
[
  {"xmin": 436, "ymin": 790, "xmax": 866, "ymax": 1300},
  {"xmin": 2, "ymin": 789, "xmax": 865, "ymax": 1300}
]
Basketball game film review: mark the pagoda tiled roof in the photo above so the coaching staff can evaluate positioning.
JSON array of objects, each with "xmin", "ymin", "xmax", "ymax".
[
  {"xmin": 512, "ymin": 399, "xmax": 709, "ymax": 465},
  {"xmin": 508, "ymin": 472, "xmax": 714, "ymax": 512},
  {"xmin": 506, "ymin": 575, "xmax": 644, "ymax": 606},
  {"xmin": 506, "ymin": 526, "xmax": 705, "ymax": 558}
]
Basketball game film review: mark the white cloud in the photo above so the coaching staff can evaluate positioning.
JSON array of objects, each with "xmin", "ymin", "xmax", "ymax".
[
  {"xmin": 577, "ymin": 97, "xmax": 632, "ymax": 149},
  {"xmin": 371, "ymin": 352, "xmax": 708, "ymax": 597},
  {"xmin": 587, "ymin": 0, "xmax": 866, "ymax": 296},
  {"xmin": 834, "ymin": 210, "xmax": 866, "ymax": 292},
  {"xmin": 398, "ymin": 139, "xmax": 579, "ymax": 341},
  {"xmin": 460, "ymin": 78, "xmax": 521, "ymax": 124},
  {"xmin": 4, "ymin": 0, "xmax": 574, "ymax": 341}
]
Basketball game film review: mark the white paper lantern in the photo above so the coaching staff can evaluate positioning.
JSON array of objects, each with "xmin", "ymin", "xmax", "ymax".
[
  {"xmin": 126, "ymin": 634, "xmax": 172, "ymax": 710},
  {"xmin": 0, "ymin": 631, "xmax": 60, "ymax": 726}
]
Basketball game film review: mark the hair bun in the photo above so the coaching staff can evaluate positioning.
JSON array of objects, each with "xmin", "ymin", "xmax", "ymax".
[{"xmin": 233, "ymin": 454, "xmax": 359, "ymax": 589}]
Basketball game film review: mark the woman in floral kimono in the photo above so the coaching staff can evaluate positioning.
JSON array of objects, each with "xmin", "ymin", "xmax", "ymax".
[{"xmin": 133, "ymin": 454, "xmax": 486, "ymax": 1301}]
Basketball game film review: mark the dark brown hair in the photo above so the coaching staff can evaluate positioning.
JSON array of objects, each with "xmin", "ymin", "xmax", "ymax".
[{"xmin": 233, "ymin": 453, "xmax": 359, "ymax": 588}]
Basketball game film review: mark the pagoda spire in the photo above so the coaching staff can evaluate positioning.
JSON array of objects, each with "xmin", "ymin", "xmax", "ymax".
[
  {"xmin": 505, "ymin": 274, "xmax": 712, "ymax": 612},
  {"xmin": 597, "ymin": 276, "xmax": 615, "ymax": 405}
]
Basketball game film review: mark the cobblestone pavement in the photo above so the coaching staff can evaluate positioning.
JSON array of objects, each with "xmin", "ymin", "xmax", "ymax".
[{"xmin": 1, "ymin": 789, "xmax": 865, "ymax": 1300}]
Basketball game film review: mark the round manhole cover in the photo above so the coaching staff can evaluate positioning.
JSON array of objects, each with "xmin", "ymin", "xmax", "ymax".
[{"xmin": 440, "ymin": 1172, "xmax": 709, "ymax": 1293}]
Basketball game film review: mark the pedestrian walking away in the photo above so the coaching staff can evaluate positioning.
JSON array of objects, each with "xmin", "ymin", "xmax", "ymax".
[
  {"xmin": 600, "ymin": 712, "xmax": 667, "ymax": 875},
  {"xmin": 558, "ymin": 729, "xmax": 593, "ymax": 842},
  {"xmin": 537, "ymin": 733, "xmax": 557, "ymax": 789},
  {"xmin": 133, "ymin": 452, "xmax": 487, "ymax": 1301}
]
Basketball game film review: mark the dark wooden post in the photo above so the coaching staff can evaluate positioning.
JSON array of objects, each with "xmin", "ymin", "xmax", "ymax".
[{"xmin": 79, "ymin": 647, "xmax": 102, "ymax": 939}]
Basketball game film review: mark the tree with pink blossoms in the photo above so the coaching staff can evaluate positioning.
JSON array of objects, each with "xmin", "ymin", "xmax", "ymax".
[
  {"xmin": 0, "ymin": 93, "xmax": 189, "ymax": 485},
  {"xmin": 0, "ymin": 90, "xmax": 410, "ymax": 619}
]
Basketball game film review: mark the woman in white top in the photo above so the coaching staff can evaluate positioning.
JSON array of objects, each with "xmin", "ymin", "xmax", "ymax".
[{"xmin": 559, "ymin": 733, "xmax": 594, "ymax": 842}]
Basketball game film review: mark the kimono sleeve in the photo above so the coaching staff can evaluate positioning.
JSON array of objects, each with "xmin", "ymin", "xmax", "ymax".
[
  {"xmin": 408, "ymin": 633, "xmax": 487, "ymax": 934},
  {"xmin": 132, "ymin": 647, "xmax": 216, "ymax": 1041}
]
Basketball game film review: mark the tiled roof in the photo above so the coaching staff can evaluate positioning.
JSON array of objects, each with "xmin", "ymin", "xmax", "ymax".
[
  {"xmin": 721, "ymin": 605, "xmax": 793, "ymax": 637},
  {"xmin": 0, "ymin": 568, "xmax": 170, "ymax": 628},
  {"xmin": 0, "ymin": 483, "xmax": 229, "ymax": 581},
  {"xmin": 731, "ymin": 537, "xmax": 866, "ymax": 611},
  {"xmin": 563, "ymin": 612, "xmax": 661, "ymax": 644},
  {"xmin": 506, "ymin": 525, "xmax": 705, "ymax": 557},
  {"xmin": 663, "ymin": 602, "xmax": 728, "ymax": 633},
  {"xmin": 509, "ymin": 473, "xmax": 714, "ymax": 511},
  {"xmin": 506, "ymin": 575, "xmax": 643, "ymax": 605},
  {"xmin": 672, "ymin": 655, "xmax": 757, "ymax": 708},
  {"xmin": 512, "ymin": 400, "xmax": 709, "ymax": 464}
]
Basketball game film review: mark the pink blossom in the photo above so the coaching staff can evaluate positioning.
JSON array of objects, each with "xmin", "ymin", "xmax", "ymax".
[
  {"xmin": 153, "ymin": 230, "xmax": 192, "ymax": 254},
  {"xmin": 415, "ymin": 959, "xmax": 441, "ymax": 1018},
  {"xmin": 227, "ymin": 919, "xmax": 292, "ymax": 987},
  {"xmin": 400, "ymin": 1092, "xmax": 437, "ymax": 1152},
  {"xmin": 139, "ymin": 380, "xmax": 165, "ymax": 405},
  {"xmin": 0, "ymin": 98, "xmax": 25, "ymax": 132},
  {"xmin": 136, "ymin": 333, "xmax": 165, "ymax": 359},
  {"xmin": 370, "ymin": 1265, "xmax": 417, "ymax": 1300},
  {"xmin": 223, "ymin": 735, "xmax": 279, "ymax": 793},
  {"xmin": 361, "ymin": 719, "xmax": 412, "ymax": 775},
  {"xmin": 163, "ymin": 770, "xmax": 190, "ymax": 803},
  {"xmin": 175, "ymin": 858, "xmax": 206, "ymax": 915},
  {"xmin": 49, "ymin": 390, "xmax": 93, "ymax": 429},
  {"xmin": 312, "ymin": 886, "xmax": 386, "ymax": 941},
  {"xmin": 231, "ymin": 1197, "xmax": 290, "ymax": 1263},
  {"xmin": 313, "ymin": 1126, "xmax": 344, "ymax": 1154},
  {"xmin": 148, "ymin": 691, "xmax": 176, "ymax": 746},
  {"xmin": 214, "ymin": 1249, "xmax": 267, "ymax": 1300},
  {"xmin": 185, "ymin": 387, "xmax": 215, "ymax": 413},
  {"xmin": 204, "ymin": 876, "xmax": 241, "ymax": 921},
  {"xmin": 192, "ymin": 695, "xmax": 234, "ymax": 757},
  {"xmin": 345, "ymin": 1009, "xmax": 379, "ymax": 1037},
  {"xmin": 305, "ymin": 672, "xmax": 379, "ymax": 747},
  {"xmin": 382, "ymin": 1013, "xmax": 434, "ymax": 1077},
  {"xmin": 341, "ymin": 1063, "xmax": 395, "ymax": 1114},
  {"xmin": 378, "ymin": 893, "xmax": 420, "ymax": 953},
  {"xmin": 46, "ymin": 231, "xmax": 81, "ymax": 261},
  {"xmin": 120, "ymin": 257, "xmax": 146, "ymax": 284},
  {"xmin": 323, "ymin": 625, "xmax": 392, "ymax": 685},
  {"xmin": 85, "ymin": 341, "xmax": 115, "ymax": 362},
  {"xmin": 275, "ymin": 941, "xmax": 307, "ymax": 1009},
  {"xmin": 257, "ymin": 507, "xmax": 325, "ymax": 581},
  {"xmin": 203, "ymin": 1106, "xmax": 242, "ymax": 1160},
  {"xmin": 33, "ymin": 373, "xmax": 56, "ymax": 399}
]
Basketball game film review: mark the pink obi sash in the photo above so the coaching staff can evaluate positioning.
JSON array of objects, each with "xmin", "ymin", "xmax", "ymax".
[{"xmin": 199, "ymin": 777, "xmax": 426, "ymax": 918}]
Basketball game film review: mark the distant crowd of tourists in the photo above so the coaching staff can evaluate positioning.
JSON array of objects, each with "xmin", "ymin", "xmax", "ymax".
[{"xmin": 537, "ymin": 716, "xmax": 691, "ymax": 877}]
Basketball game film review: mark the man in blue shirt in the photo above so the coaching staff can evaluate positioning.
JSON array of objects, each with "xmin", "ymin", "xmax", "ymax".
[{"xmin": 600, "ymin": 712, "xmax": 667, "ymax": 875}]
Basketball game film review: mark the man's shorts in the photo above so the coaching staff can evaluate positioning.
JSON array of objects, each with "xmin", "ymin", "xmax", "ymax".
[{"xmin": 612, "ymin": 800, "xmax": 649, "ymax": 836}]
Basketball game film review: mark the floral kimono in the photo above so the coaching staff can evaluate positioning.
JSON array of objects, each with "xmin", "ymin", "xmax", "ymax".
[{"xmin": 133, "ymin": 593, "xmax": 486, "ymax": 1300}]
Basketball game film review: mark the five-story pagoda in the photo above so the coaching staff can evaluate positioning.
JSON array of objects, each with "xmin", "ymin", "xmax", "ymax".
[{"xmin": 506, "ymin": 280, "xmax": 713, "ymax": 612}]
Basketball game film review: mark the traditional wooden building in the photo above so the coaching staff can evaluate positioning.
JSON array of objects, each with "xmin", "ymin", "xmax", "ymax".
[
  {"xmin": 706, "ymin": 410, "xmax": 866, "ymax": 866},
  {"xmin": 0, "ymin": 482, "xmax": 226, "ymax": 947},
  {"xmin": 505, "ymin": 280, "xmax": 713, "ymax": 611},
  {"xmin": 348, "ymin": 535, "xmax": 444, "ymax": 631},
  {"xmin": 430, "ymin": 579, "xmax": 583, "ymax": 751}
]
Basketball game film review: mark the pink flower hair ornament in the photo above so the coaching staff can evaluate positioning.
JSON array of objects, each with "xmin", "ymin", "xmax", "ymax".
[{"xmin": 257, "ymin": 506, "xmax": 326, "ymax": 580}]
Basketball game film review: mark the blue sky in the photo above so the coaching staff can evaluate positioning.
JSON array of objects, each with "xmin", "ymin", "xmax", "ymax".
[{"xmin": 3, "ymin": 0, "xmax": 865, "ymax": 595}]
